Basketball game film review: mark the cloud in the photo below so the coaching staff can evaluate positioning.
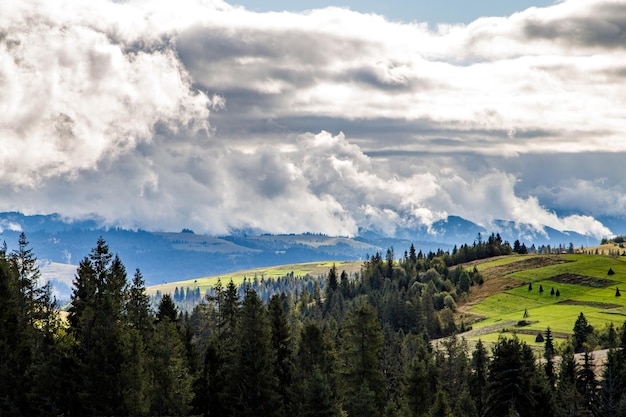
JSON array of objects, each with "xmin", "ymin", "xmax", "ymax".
[
  {"xmin": 0, "ymin": 0, "xmax": 214, "ymax": 187},
  {"xmin": 0, "ymin": 0, "xmax": 624, "ymax": 240}
]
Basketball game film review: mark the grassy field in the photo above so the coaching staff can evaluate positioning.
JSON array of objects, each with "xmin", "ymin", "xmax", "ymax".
[
  {"xmin": 146, "ymin": 260, "xmax": 363, "ymax": 295},
  {"xmin": 462, "ymin": 253, "xmax": 626, "ymax": 348}
]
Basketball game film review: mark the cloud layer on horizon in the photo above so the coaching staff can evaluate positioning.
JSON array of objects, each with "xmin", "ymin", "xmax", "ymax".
[{"xmin": 1, "ymin": 0, "xmax": 625, "ymax": 239}]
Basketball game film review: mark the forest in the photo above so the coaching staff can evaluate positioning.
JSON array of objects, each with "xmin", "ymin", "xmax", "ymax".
[{"xmin": 2, "ymin": 232, "xmax": 626, "ymax": 417}]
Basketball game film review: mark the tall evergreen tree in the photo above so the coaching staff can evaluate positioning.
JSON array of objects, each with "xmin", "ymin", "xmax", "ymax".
[
  {"xmin": 66, "ymin": 238, "xmax": 129, "ymax": 416},
  {"xmin": 573, "ymin": 312, "xmax": 593, "ymax": 353},
  {"xmin": 597, "ymin": 349, "xmax": 622, "ymax": 417},
  {"xmin": 405, "ymin": 339, "xmax": 438, "ymax": 417},
  {"xmin": 151, "ymin": 308, "xmax": 195, "ymax": 417},
  {"xmin": 340, "ymin": 302, "xmax": 386, "ymax": 416},
  {"xmin": 222, "ymin": 288, "xmax": 282, "ymax": 417},
  {"xmin": 484, "ymin": 336, "xmax": 548, "ymax": 417},
  {"xmin": 469, "ymin": 339, "xmax": 488, "ymax": 416},
  {"xmin": 126, "ymin": 268, "xmax": 152, "ymax": 332},
  {"xmin": 544, "ymin": 327, "xmax": 556, "ymax": 389},
  {"xmin": 268, "ymin": 294, "xmax": 294, "ymax": 415},
  {"xmin": 576, "ymin": 351, "xmax": 598, "ymax": 416},
  {"xmin": 0, "ymin": 252, "xmax": 26, "ymax": 414}
]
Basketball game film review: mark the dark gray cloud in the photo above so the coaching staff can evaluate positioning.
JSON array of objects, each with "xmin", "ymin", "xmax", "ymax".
[{"xmin": 523, "ymin": 2, "xmax": 626, "ymax": 48}]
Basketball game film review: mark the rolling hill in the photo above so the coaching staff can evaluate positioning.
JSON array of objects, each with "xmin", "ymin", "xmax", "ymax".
[{"xmin": 456, "ymin": 251, "xmax": 626, "ymax": 349}]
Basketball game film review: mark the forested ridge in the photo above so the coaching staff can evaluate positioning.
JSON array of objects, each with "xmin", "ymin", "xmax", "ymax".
[{"xmin": 3, "ymin": 233, "xmax": 626, "ymax": 416}]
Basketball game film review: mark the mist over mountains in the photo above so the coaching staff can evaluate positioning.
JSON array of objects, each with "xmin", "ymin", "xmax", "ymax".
[{"xmin": 0, "ymin": 211, "xmax": 614, "ymax": 300}]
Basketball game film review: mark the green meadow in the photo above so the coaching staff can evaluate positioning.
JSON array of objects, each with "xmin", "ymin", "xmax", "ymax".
[
  {"xmin": 465, "ymin": 253, "xmax": 626, "ymax": 347},
  {"xmin": 146, "ymin": 260, "xmax": 363, "ymax": 295}
]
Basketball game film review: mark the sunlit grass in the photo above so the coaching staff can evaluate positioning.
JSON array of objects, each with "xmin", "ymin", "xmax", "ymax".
[
  {"xmin": 146, "ymin": 260, "xmax": 362, "ymax": 295},
  {"xmin": 465, "ymin": 254, "xmax": 626, "ymax": 343}
]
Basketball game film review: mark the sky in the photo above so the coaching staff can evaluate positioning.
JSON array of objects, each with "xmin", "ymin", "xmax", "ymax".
[{"xmin": 1, "ymin": 0, "xmax": 625, "ymax": 240}]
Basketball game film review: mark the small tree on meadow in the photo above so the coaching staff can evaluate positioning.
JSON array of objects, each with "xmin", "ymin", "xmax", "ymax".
[
  {"xmin": 528, "ymin": 282, "xmax": 533, "ymax": 291},
  {"xmin": 616, "ymin": 287, "xmax": 621, "ymax": 297},
  {"xmin": 608, "ymin": 268, "xmax": 615, "ymax": 276}
]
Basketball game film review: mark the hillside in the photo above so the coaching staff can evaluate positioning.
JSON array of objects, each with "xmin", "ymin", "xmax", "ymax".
[
  {"xmin": 0, "ymin": 212, "xmax": 609, "ymax": 294},
  {"xmin": 146, "ymin": 260, "xmax": 364, "ymax": 296},
  {"xmin": 457, "ymin": 253, "xmax": 626, "ymax": 349}
]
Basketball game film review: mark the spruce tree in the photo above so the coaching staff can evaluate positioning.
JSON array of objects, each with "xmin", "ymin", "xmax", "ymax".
[
  {"xmin": 66, "ymin": 238, "xmax": 129, "ymax": 416},
  {"xmin": 150, "ymin": 309, "xmax": 195, "ymax": 416},
  {"xmin": 268, "ymin": 294, "xmax": 295, "ymax": 415},
  {"xmin": 597, "ymin": 349, "xmax": 622, "ymax": 417},
  {"xmin": 576, "ymin": 352, "xmax": 598, "ymax": 415},
  {"xmin": 340, "ymin": 302, "xmax": 386, "ymax": 416},
  {"xmin": 470, "ymin": 339, "xmax": 488, "ymax": 416},
  {"xmin": 484, "ymin": 336, "xmax": 547, "ymax": 417},
  {"xmin": 222, "ymin": 288, "xmax": 282, "ymax": 417},
  {"xmin": 544, "ymin": 327, "xmax": 556, "ymax": 389}
]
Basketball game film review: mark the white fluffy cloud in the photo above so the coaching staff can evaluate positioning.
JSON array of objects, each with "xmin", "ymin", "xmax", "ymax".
[{"xmin": 1, "ymin": 0, "xmax": 624, "ymax": 239}]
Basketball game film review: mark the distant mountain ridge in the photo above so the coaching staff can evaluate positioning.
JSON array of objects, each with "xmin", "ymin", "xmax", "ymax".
[{"xmin": 0, "ymin": 212, "xmax": 606, "ymax": 297}]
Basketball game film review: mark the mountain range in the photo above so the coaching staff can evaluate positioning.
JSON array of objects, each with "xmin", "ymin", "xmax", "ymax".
[{"xmin": 0, "ymin": 212, "xmax": 615, "ymax": 300}]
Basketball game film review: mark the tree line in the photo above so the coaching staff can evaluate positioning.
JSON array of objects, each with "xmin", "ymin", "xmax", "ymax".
[{"xmin": 4, "ymin": 233, "xmax": 626, "ymax": 416}]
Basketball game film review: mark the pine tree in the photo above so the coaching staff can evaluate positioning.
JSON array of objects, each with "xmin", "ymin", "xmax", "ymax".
[
  {"xmin": 222, "ymin": 288, "xmax": 282, "ymax": 417},
  {"xmin": 573, "ymin": 312, "xmax": 592, "ymax": 353},
  {"xmin": 302, "ymin": 367, "xmax": 342, "ymax": 417},
  {"xmin": 157, "ymin": 293, "xmax": 178, "ymax": 323},
  {"xmin": 150, "ymin": 310, "xmax": 194, "ymax": 416},
  {"xmin": 405, "ymin": 337, "xmax": 437, "ymax": 417},
  {"xmin": 597, "ymin": 349, "xmax": 622, "ymax": 417},
  {"xmin": 484, "ymin": 336, "xmax": 545, "ymax": 417},
  {"xmin": 66, "ymin": 238, "xmax": 129, "ymax": 416},
  {"xmin": 126, "ymin": 268, "xmax": 152, "ymax": 332},
  {"xmin": 429, "ymin": 389, "xmax": 453, "ymax": 417},
  {"xmin": 294, "ymin": 322, "xmax": 340, "ymax": 417},
  {"xmin": 544, "ymin": 327, "xmax": 556, "ymax": 389},
  {"xmin": 0, "ymin": 252, "xmax": 26, "ymax": 414},
  {"xmin": 470, "ymin": 339, "xmax": 488, "ymax": 416},
  {"xmin": 576, "ymin": 352, "xmax": 598, "ymax": 415},
  {"xmin": 268, "ymin": 294, "xmax": 294, "ymax": 415},
  {"xmin": 340, "ymin": 302, "xmax": 386, "ymax": 416}
]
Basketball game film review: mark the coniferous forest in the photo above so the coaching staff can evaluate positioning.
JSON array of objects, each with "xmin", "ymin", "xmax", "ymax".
[{"xmin": 4, "ymin": 233, "xmax": 626, "ymax": 416}]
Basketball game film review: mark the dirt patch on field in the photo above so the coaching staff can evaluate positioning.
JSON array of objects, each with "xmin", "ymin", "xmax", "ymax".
[
  {"xmin": 557, "ymin": 299, "xmax": 622, "ymax": 309},
  {"xmin": 458, "ymin": 256, "xmax": 570, "ymax": 312},
  {"xmin": 549, "ymin": 273, "xmax": 615, "ymax": 288},
  {"xmin": 482, "ymin": 256, "xmax": 571, "ymax": 279}
]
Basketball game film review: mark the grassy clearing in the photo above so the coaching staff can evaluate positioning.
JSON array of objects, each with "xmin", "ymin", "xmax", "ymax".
[
  {"xmin": 146, "ymin": 260, "xmax": 363, "ymax": 295},
  {"xmin": 463, "ymin": 254, "xmax": 626, "ymax": 346}
]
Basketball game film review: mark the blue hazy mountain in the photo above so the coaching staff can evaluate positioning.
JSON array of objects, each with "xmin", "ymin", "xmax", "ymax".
[{"xmin": 0, "ymin": 212, "xmax": 607, "ymax": 290}]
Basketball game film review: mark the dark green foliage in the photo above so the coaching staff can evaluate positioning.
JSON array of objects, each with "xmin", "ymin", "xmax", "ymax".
[
  {"xmin": 597, "ymin": 349, "xmax": 623, "ymax": 417},
  {"xmin": 405, "ymin": 337, "xmax": 438, "ymax": 417},
  {"xmin": 484, "ymin": 336, "xmax": 552, "ymax": 417},
  {"xmin": 469, "ymin": 339, "xmax": 488, "ymax": 415},
  {"xmin": 573, "ymin": 312, "xmax": 593, "ymax": 352},
  {"xmin": 157, "ymin": 293, "xmax": 178, "ymax": 322},
  {"xmin": 576, "ymin": 352, "xmax": 598, "ymax": 415},
  {"xmin": 340, "ymin": 302, "xmax": 386, "ymax": 416},
  {"xmin": 223, "ymin": 288, "xmax": 282, "ymax": 417},
  {"xmin": 9, "ymin": 237, "xmax": 626, "ymax": 417},
  {"xmin": 269, "ymin": 294, "xmax": 295, "ymax": 414},
  {"xmin": 150, "ymin": 319, "xmax": 194, "ymax": 416},
  {"xmin": 544, "ymin": 327, "xmax": 556, "ymax": 389}
]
